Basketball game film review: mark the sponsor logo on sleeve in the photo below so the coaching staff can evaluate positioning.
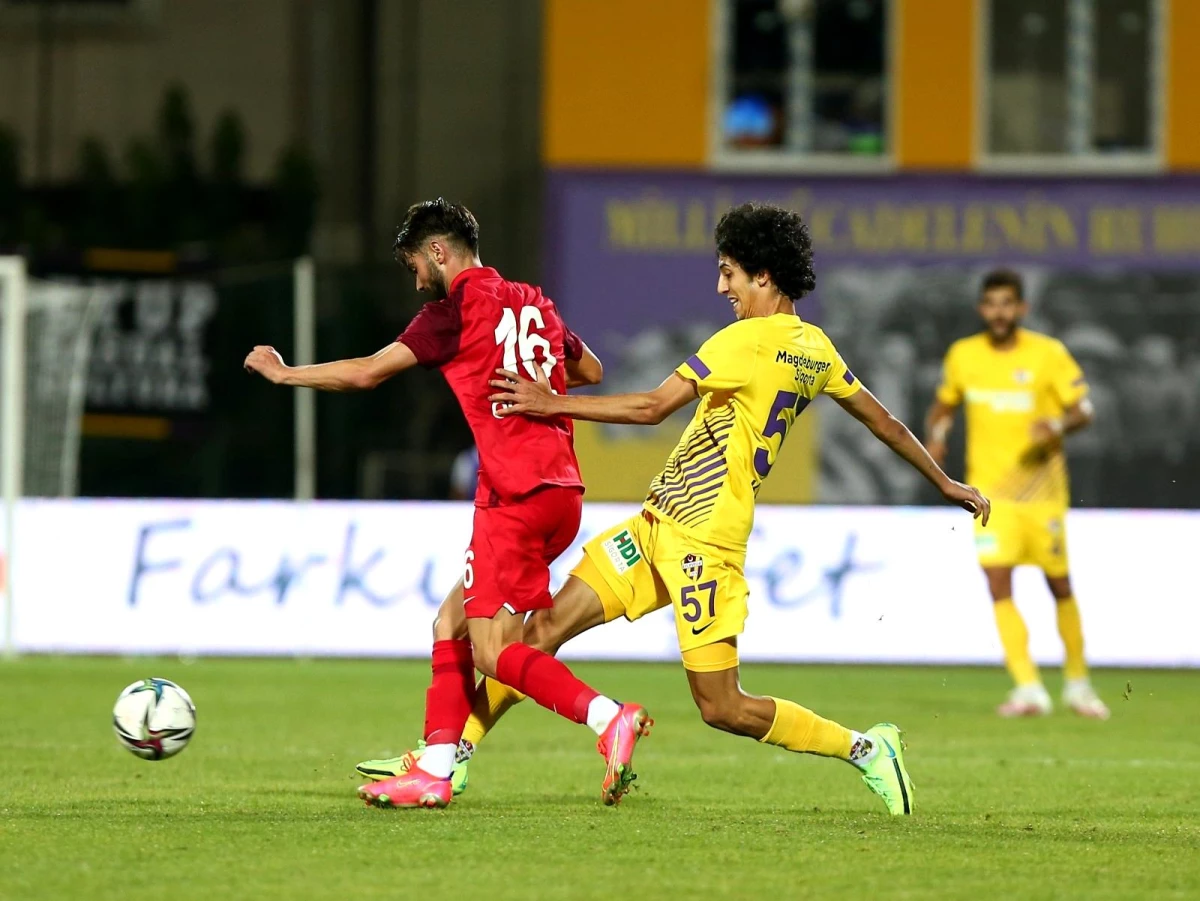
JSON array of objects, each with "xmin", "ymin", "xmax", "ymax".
[{"xmin": 603, "ymin": 529, "xmax": 643, "ymax": 574}]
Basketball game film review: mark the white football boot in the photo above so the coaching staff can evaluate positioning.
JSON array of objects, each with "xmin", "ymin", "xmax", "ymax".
[
  {"xmin": 1063, "ymin": 679, "xmax": 1111, "ymax": 720},
  {"xmin": 997, "ymin": 683, "xmax": 1053, "ymax": 718}
]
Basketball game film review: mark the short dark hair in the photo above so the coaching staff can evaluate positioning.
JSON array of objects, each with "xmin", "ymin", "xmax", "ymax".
[
  {"xmin": 393, "ymin": 198, "xmax": 480, "ymax": 259},
  {"xmin": 980, "ymin": 268, "xmax": 1024, "ymax": 301},
  {"xmin": 714, "ymin": 202, "xmax": 816, "ymax": 300}
]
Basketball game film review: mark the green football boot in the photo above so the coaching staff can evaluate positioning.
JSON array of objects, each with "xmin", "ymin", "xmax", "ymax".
[
  {"xmin": 856, "ymin": 723, "xmax": 914, "ymax": 815},
  {"xmin": 355, "ymin": 740, "xmax": 470, "ymax": 796}
]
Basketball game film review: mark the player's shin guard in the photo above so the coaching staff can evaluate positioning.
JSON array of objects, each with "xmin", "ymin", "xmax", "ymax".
[
  {"xmin": 424, "ymin": 639, "xmax": 475, "ymax": 747},
  {"xmin": 1055, "ymin": 596, "xmax": 1088, "ymax": 681},
  {"xmin": 759, "ymin": 697, "xmax": 853, "ymax": 760},
  {"xmin": 461, "ymin": 677, "xmax": 526, "ymax": 747},
  {"xmin": 495, "ymin": 643, "xmax": 598, "ymax": 725},
  {"xmin": 993, "ymin": 598, "xmax": 1040, "ymax": 686}
]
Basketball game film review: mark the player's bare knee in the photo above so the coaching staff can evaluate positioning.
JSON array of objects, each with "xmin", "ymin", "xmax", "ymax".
[
  {"xmin": 1046, "ymin": 574, "xmax": 1073, "ymax": 600},
  {"xmin": 431, "ymin": 613, "xmax": 452, "ymax": 642},
  {"xmin": 523, "ymin": 611, "xmax": 563, "ymax": 655},
  {"xmin": 696, "ymin": 697, "xmax": 727, "ymax": 730},
  {"xmin": 471, "ymin": 643, "xmax": 501, "ymax": 680},
  {"xmin": 702, "ymin": 706, "xmax": 739, "ymax": 733},
  {"xmin": 728, "ymin": 699, "xmax": 762, "ymax": 734},
  {"xmin": 432, "ymin": 588, "xmax": 467, "ymax": 641},
  {"xmin": 718, "ymin": 698, "xmax": 761, "ymax": 734},
  {"xmin": 694, "ymin": 693, "xmax": 740, "ymax": 733},
  {"xmin": 432, "ymin": 610, "xmax": 469, "ymax": 641},
  {"xmin": 983, "ymin": 567, "xmax": 1013, "ymax": 601},
  {"xmin": 987, "ymin": 583, "xmax": 1012, "ymax": 602}
]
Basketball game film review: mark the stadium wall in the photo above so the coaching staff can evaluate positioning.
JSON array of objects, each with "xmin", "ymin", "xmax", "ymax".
[
  {"xmin": 1167, "ymin": 0, "xmax": 1200, "ymax": 169},
  {"xmin": 542, "ymin": 0, "xmax": 1200, "ymax": 171},
  {"xmin": 4, "ymin": 499, "xmax": 1197, "ymax": 667}
]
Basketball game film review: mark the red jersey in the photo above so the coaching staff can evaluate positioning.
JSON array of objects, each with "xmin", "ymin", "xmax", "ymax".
[{"xmin": 397, "ymin": 266, "xmax": 584, "ymax": 506}]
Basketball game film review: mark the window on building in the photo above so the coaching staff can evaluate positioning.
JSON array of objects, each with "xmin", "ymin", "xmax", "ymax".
[
  {"xmin": 718, "ymin": 0, "xmax": 889, "ymax": 164},
  {"xmin": 986, "ymin": 0, "xmax": 1158, "ymax": 164}
]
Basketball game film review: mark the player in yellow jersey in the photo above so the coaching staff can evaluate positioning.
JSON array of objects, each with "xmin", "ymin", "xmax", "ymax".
[
  {"xmin": 358, "ymin": 204, "xmax": 990, "ymax": 811},
  {"xmin": 454, "ymin": 202, "xmax": 985, "ymax": 815},
  {"xmin": 925, "ymin": 269, "xmax": 1109, "ymax": 720}
]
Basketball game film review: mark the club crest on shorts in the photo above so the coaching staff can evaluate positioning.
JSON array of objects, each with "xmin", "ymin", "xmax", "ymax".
[{"xmin": 681, "ymin": 553, "xmax": 705, "ymax": 581}]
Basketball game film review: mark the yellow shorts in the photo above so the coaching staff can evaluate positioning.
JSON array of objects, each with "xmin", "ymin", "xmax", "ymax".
[
  {"xmin": 974, "ymin": 501, "xmax": 1070, "ymax": 577},
  {"xmin": 570, "ymin": 509, "xmax": 749, "ymax": 669}
]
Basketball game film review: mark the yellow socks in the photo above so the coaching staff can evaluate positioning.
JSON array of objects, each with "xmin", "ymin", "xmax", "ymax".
[
  {"xmin": 991, "ymin": 595, "xmax": 1087, "ymax": 684},
  {"xmin": 759, "ymin": 697, "xmax": 853, "ymax": 760},
  {"xmin": 460, "ymin": 677, "xmax": 525, "ymax": 747},
  {"xmin": 1055, "ymin": 596, "xmax": 1088, "ymax": 681},
  {"xmin": 993, "ymin": 598, "xmax": 1040, "ymax": 686}
]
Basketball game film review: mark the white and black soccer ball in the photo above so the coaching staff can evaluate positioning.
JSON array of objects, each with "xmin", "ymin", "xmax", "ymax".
[{"xmin": 112, "ymin": 678, "xmax": 197, "ymax": 760}]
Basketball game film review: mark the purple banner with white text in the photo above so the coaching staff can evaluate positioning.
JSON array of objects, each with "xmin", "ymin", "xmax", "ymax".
[{"xmin": 546, "ymin": 172, "xmax": 1200, "ymax": 508}]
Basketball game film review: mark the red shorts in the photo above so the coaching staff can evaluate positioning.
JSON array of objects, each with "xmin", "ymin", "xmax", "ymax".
[{"xmin": 463, "ymin": 485, "xmax": 583, "ymax": 619}]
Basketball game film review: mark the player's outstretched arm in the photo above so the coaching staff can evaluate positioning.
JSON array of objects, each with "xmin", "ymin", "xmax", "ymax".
[
  {"xmin": 489, "ymin": 366, "xmax": 696, "ymax": 425},
  {"xmin": 565, "ymin": 340, "xmax": 604, "ymax": 388},
  {"xmin": 243, "ymin": 341, "xmax": 419, "ymax": 391},
  {"xmin": 838, "ymin": 385, "xmax": 990, "ymax": 524}
]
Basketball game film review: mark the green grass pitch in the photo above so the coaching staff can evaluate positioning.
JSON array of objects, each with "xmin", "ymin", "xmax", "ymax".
[{"xmin": 2, "ymin": 657, "xmax": 1198, "ymax": 900}]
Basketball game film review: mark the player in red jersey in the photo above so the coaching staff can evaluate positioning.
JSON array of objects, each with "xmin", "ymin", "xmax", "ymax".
[{"xmin": 243, "ymin": 199, "xmax": 651, "ymax": 808}]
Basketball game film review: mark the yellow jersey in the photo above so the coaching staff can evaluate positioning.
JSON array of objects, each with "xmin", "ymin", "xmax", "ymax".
[
  {"xmin": 936, "ymin": 329, "xmax": 1088, "ymax": 507},
  {"xmin": 644, "ymin": 314, "xmax": 860, "ymax": 551}
]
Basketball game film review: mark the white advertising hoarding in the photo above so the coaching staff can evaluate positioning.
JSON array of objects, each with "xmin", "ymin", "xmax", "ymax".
[{"xmin": 4, "ymin": 499, "xmax": 1198, "ymax": 666}]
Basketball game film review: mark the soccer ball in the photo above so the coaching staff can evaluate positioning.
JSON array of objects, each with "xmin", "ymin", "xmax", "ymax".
[{"xmin": 112, "ymin": 678, "xmax": 197, "ymax": 760}]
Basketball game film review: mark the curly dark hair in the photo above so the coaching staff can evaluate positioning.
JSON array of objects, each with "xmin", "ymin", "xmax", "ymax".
[
  {"xmin": 714, "ymin": 202, "xmax": 816, "ymax": 300},
  {"xmin": 979, "ymin": 268, "xmax": 1024, "ymax": 300},
  {"xmin": 393, "ymin": 198, "xmax": 480, "ymax": 259}
]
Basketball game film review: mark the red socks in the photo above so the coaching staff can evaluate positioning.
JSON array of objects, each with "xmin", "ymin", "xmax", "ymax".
[
  {"xmin": 424, "ymin": 640, "xmax": 600, "ymax": 739},
  {"xmin": 424, "ymin": 639, "xmax": 475, "ymax": 745},
  {"xmin": 495, "ymin": 643, "xmax": 599, "ymax": 725}
]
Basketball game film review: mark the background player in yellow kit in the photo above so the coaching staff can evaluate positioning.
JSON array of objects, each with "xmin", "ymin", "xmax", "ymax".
[{"xmin": 925, "ymin": 269, "xmax": 1109, "ymax": 720}]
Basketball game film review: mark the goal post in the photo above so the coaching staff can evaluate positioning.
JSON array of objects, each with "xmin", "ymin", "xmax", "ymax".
[
  {"xmin": 293, "ymin": 256, "xmax": 316, "ymax": 501},
  {"xmin": 1, "ymin": 255, "xmax": 27, "ymax": 660}
]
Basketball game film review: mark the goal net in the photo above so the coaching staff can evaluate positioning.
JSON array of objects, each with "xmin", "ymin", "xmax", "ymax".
[{"xmin": 1, "ymin": 259, "xmax": 104, "ymax": 498}]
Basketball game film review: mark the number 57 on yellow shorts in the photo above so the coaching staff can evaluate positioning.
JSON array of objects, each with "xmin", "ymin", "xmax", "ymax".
[{"xmin": 569, "ymin": 509, "xmax": 750, "ymax": 671}]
